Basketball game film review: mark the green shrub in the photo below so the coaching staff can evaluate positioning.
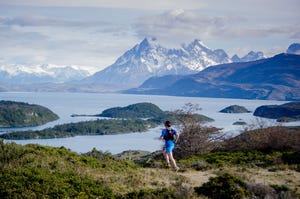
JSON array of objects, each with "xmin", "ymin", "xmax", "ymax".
[
  {"xmin": 282, "ymin": 151, "xmax": 300, "ymax": 164},
  {"xmin": 194, "ymin": 173, "xmax": 250, "ymax": 199},
  {"xmin": 120, "ymin": 188, "xmax": 176, "ymax": 199},
  {"xmin": 0, "ymin": 119, "xmax": 157, "ymax": 139},
  {"xmin": 0, "ymin": 168, "xmax": 114, "ymax": 198}
]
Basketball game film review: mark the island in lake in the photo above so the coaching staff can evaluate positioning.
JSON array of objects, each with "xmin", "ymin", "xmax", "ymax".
[
  {"xmin": 0, "ymin": 102, "xmax": 213, "ymax": 140},
  {"xmin": 0, "ymin": 100, "xmax": 59, "ymax": 128},
  {"xmin": 219, "ymin": 105, "xmax": 251, "ymax": 113},
  {"xmin": 254, "ymin": 102, "xmax": 300, "ymax": 122}
]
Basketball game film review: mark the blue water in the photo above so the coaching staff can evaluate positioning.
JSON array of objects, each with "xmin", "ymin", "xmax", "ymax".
[{"xmin": 1, "ymin": 92, "xmax": 298, "ymax": 154}]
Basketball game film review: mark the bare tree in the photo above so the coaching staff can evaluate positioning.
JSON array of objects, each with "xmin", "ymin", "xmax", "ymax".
[{"xmin": 172, "ymin": 103, "xmax": 224, "ymax": 158}]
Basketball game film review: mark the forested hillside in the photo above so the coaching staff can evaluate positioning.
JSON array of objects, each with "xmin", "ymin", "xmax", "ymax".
[{"xmin": 0, "ymin": 101, "xmax": 59, "ymax": 127}]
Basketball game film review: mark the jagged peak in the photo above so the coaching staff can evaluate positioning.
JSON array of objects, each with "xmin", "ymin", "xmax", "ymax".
[
  {"xmin": 231, "ymin": 54, "xmax": 241, "ymax": 62},
  {"xmin": 140, "ymin": 37, "xmax": 158, "ymax": 46},
  {"xmin": 134, "ymin": 37, "xmax": 160, "ymax": 53},
  {"xmin": 243, "ymin": 51, "xmax": 264, "ymax": 58},
  {"xmin": 183, "ymin": 39, "xmax": 211, "ymax": 52},
  {"xmin": 191, "ymin": 39, "xmax": 207, "ymax": 47}
]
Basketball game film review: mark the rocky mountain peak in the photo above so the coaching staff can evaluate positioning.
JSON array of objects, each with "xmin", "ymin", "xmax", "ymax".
[
  {"xmin": 82, "ymin": 38, "xmax": 270, "ymax": 88},
  {"xmin": 287, "ymin": 43, "xmax": 300, "ymax": 55}
]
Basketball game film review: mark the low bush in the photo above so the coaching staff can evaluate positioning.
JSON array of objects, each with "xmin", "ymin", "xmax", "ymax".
[
  {"xmin": 194, "ymin": 173, "xmax": 250, "ymax": 199},
  {"xmin": 0, "ymin": 168, "xmax": 114, "ymax": 198},
  {"xmin": 223, "ymin": 126, "xmax": 300, "ymax": 152},
  {"xmin": 119, "ymin": 188, "xmax": 176, "ymax": 199},
  {"xmin": 281, "ymin": 151, "xmax": 300, "ymax": 164},
  {"xmin": 177, "ymin": 150, "xmax": 283, "ymax": 170}
]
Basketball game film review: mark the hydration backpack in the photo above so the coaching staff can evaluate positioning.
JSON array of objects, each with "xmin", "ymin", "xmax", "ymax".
[{"xmin": 163, "ymin": 129, "xmax": 175, "ymax": 141}]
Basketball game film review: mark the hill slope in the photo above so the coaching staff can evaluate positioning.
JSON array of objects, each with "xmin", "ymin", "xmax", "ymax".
[
  {"xmin": 126, "ymin": 53, "xmax": 300, "ymax": 100},
  {"xmin": 0, "ymin": 101, "xmax": 59, "ymax": 127},
  {"xmin": 96, "ymin": 102, "xmax": 166, "ymax": 119},
  {"xmin": 254, "ymin": 102, "xmax": 300, "ymax": 121},
  {"xmin": 1, "ymin": 126, "xmax": 299, "ymax": 198}
]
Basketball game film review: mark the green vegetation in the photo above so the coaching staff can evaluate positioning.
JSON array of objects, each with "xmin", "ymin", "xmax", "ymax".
[
  {"xmin": 137, "ymin": 149, "xmax": 299, "ymax": 170},
  {"xmin": 1, "ymin": 102, "xmax": 213, "ymax": 140},
  {"xmin": 224, "ymin": 126, "xmax": 300, "ymax": 152},
  {"xmin": 219, "ymin": 105, "xmax": 251, "ymax": 113},
  {"xmin": 96, "ymin": 102, "xmax": 213, "ymax": 123},
  {"xmin": 0, "ymin": 140, "xmax": 186, "ymax": 198},
  {"xmin": 1, "ymin": 102, "xmax": 299, "ymax": 198},
  {"xmin": 232, "ymin": 120, "xmax": 247, "ymax": 125},
  {"xmin": 0, "ymin": 100, "xmax": 59, "ymax": 127},
  {"xmin": 253, "ymin": 102, "xmax": 300, "ymax": 122},
  {"xmin": 1, "ymin": 123, "xmax": 300, "ymax": 198},
  {"xmin": 96, "ymin": 102, "xmax": 214, "ymax": 126},
  {"xmin": 0, "ymin": 119, "xmax": 157, "ymax": 139},
  {"xmin": 194, "ymin": 173, "xmax": 250, "ymax": 199},
  {"xmin": 97, "ymin": 102, "xmax": 167, "ymax": 119}
]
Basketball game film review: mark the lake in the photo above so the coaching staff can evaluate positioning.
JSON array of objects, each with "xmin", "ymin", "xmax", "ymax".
[{"xmin": 1, "ymin": 92, "xmax": 298, "ymax": 154}]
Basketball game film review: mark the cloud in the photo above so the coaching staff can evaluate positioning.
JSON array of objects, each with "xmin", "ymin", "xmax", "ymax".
[
  {"xmin": 135, "ymin": 9, "xmax": 242, "ymax": 45},
  {"xmin": 0, "ymin": 24, "xmax": 137, "ymax": 69},
  {"xmin": 0, "ymin": 15, "xmax": 108, "ymax": 27},
  {"xmin": 0, "ymin": 26, "xmax": 49, "ymax": 45},
  {"xmin": 0, "ymin": 0, "xmax": 205, "ymax": 10},
  {"xmin": 135, "ymin": 9, "xmax": 300, "ymax": 47}
]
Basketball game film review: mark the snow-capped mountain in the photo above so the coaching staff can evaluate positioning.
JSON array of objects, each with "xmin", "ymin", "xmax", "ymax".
[
  {"xmin": 126, "ymin": 53, "xmax": 300, "ymax": 101},
  {"xmin": 82, "ymin": 38, "xmax": 232, "ymax": 87},
  {"xmin": 231, "ymin": 51, "xmax": 265, "ymax": 62},
  {"xmin": 0, "ymin": 64, "xmax": 91, "ymax": 84},
  {"xmin": 83, "ymin": 38, "xmax": 265, "ymax": 88},
  {"xmin": 0, "ymin": 38, "xmax": 267, "ymax": 89},
  {"xmin": 181, "ymin": 39, "xmax": 231, "ymax": 70}
]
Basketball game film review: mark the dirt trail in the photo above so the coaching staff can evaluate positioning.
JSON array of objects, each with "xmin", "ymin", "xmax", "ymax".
[{"xmin": 178, "ymin": 170, "xmax": 216, "ymax": 186}]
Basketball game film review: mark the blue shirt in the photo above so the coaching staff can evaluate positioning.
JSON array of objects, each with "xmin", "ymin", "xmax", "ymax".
[{"xmin": 161, "ymin": 128, "xmax": 177, "ymax": 147}]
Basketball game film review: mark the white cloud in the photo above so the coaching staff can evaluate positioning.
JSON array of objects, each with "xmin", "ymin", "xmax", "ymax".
[
  {"xmin": 0, "ymin": 15, "xmax": 109, "ymax": 27},
  {"xmin": 0, "ymin": 1, "xmax": 299, "ymax": 71},
  {"xmin": 0, "ymin": 23, "xmax": 138, "ymax": 71},
  {"xmin": 0, "ymin": 0, "xmax": 205, "ymax": 10},
  {"xmin": 135, "ymin": 9, "xmax": 300, "ymax": 47}
]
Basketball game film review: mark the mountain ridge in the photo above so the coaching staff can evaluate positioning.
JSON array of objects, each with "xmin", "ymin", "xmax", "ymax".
[
  {"xmin": 81, "ymin": 37, "xmax": 265, "ymax": 88},
  {"xmin": 125, "ymin": 53, "xmax": 300, "ymax": 101},
  {"xmin": 0, "ymin": 63, "xmax": 91, "ymax": 84}
]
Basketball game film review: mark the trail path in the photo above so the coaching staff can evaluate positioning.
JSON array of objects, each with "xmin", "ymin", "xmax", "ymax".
[{"xmin": 177, "ymin": 170, "xmax": 216, "ymax": 186}]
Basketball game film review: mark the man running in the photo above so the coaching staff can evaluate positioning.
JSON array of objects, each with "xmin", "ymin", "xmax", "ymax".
[{"xmin": 160, "ymin": 121, "xmax": 180, "ymax": 172}]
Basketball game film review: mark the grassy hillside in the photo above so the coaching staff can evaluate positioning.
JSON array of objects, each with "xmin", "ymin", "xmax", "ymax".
[
  {"xmin": 1, "ymin": 126, "xmax": 299, "ymax": 198},
  {"xmin": 0, "ymin": 140, "xmax": 184, "ymax": 198},
  {"xmin": 0, "ymin": 100, "xmax": 59, "ymax": 127}
]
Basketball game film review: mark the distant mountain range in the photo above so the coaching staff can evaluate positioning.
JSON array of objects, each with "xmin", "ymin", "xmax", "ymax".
[
  {"xmin": 81, "ymin": 38, "xmax": 265, "ymax": 88},
  {"xmin": 125, "ymin": 53, "xmax": 300, "ymax": 101},
  {"xmin": 0, "ymin": 64, "xmax": 91, "ymax": 84},
  {"xmin": 1, "ymin": 39, "xmax": 299, "ymax": 101}
]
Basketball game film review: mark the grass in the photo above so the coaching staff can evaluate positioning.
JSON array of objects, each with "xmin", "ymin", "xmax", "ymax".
[
  {"xmin": 0, "ymin": 140, "xmax": 190, "ymax": 198},
  {"xmin": 1, "ymin": 139, "xmax": 299, "ymax": 198}
]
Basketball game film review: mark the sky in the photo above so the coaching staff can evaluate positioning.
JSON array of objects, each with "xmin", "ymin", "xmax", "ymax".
[{"xmin": 0, "ymin": 0, "xmax": 299, "ymax": 73}]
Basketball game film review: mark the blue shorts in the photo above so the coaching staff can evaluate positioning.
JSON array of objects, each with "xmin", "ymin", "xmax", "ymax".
[
  {"xmin": 165, "ymin": 145, "xmax": 174, "ymax": 153},
  {"xmin": 164, "ymin": 141, "xmax": 175, "ymax": 153}
]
